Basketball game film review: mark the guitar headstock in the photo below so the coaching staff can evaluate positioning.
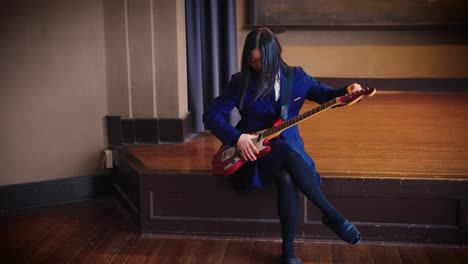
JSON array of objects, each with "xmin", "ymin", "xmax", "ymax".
[{"xmin": 337, "ymin": 87, "xmax": 376, "ymax": 106}]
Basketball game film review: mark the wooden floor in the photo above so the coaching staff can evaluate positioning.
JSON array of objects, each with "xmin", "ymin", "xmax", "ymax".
[
  {"xmin": 1, "ymin": 198, "xmax": 467, "ymax": 264},
  {"xmin": 128, "ymin": 93, "xmax": 468, "ymax": 180}
]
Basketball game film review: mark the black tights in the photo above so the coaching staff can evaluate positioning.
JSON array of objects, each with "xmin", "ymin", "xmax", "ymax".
[{"xmin": 276, "ymin": 150, "xmax": 345, "ymax": 258}]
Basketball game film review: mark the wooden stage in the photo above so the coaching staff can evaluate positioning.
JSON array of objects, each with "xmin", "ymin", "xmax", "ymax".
[{"xmin": 112, "ymin": 93, "xmax": 468, "ymax": 244}]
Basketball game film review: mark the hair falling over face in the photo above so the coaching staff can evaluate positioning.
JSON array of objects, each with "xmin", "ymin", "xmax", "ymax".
[{"xmin": 239, "ymin": 27, "xmax": 287, "ymax": 110}]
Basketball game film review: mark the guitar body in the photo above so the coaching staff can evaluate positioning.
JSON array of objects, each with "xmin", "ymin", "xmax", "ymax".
[
  {"xmin": 211, "ymin": 139, "xmax": 269, "ymax": 177},
  {"xmin": 212, "ymin": 120, "xmax": 284, "ymax": 177}
]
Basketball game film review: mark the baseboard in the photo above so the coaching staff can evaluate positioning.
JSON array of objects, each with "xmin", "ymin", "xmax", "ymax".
[
  {"xmin": 159, "ymin": 112, "xmax": 193, "ymax": 142},
  {"xmin": 106, "ymin": 112, "xmax": 192, "ymax": 145},
  {"xmin": 0, "ymin": 174, "xmax": 112, "ymax": 212}
]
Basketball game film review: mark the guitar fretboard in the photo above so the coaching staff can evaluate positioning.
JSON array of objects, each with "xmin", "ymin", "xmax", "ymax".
[{"xmin": 262, "ymin": 98, "xmax": 338, "ymax": 138}]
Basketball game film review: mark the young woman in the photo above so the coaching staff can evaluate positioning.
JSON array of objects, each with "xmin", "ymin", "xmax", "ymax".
[{"xmin": 203, "ymin": 27, "xmax": 361, "ymax": 264}]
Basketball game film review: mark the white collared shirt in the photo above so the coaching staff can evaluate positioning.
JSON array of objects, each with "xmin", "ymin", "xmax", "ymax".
[{"xmin": 274, "ymin": 72, "xmax": 280, "ymax": 101}]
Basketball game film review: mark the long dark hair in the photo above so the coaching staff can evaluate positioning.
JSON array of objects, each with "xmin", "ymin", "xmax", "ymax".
[{"xmin": 239, "ymin": 27, "xmax": 286, "ymax": 110}]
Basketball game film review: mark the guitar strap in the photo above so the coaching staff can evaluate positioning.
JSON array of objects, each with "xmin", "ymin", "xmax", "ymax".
[{"xmin": 280, "ymin": 66, "xmax": 294, "ymax": 121}]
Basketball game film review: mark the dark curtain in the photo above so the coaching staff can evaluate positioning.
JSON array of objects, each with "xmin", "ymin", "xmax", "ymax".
[{"xmin": 185, "ymin": 0, "xmax": 239, "ymax": 132}]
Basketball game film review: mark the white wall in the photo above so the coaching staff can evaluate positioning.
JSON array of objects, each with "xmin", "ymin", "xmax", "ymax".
[{"xmin": 0, "ymin": 0, "xmax": 108, "ymax": 185}]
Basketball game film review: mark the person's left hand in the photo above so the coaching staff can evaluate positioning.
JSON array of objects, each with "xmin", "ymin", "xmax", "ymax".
[{"xmin": 347, "ymin": 83, "xmax": 363, "ymax": 94}]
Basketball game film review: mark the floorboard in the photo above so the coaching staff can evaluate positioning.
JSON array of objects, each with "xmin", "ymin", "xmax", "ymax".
[
  {"xmin": 296, "ymin": 241, "xmax": 333, "ymax": 263},
  {"xmin": 425, "ymin": 246, "xmax": 460, "ymax": 264},
  {"xmin": 223, "ymin": 239, "xmax": 254, "ymax": 264},
  {"xmin": 397, "ymin": 245, "xmax": 432, "ymax": 264},
  {"xmin": 453, "ymin": 247, "xmax": 468, "ymax": 264},
  {"xmin": 1, "ymin": 198, "xmax": 466, "ymax": 264}
]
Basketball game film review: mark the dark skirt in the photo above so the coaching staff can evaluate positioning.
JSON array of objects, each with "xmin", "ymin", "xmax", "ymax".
[{"xmin": 229, "ymin": 139, "xmax": 292, "ymax": 193}]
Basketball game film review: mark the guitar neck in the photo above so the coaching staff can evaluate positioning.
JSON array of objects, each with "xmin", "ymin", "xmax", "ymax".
[{"xmin": 263, "ymin": 98, "xmax": 340, "ymax": 139}]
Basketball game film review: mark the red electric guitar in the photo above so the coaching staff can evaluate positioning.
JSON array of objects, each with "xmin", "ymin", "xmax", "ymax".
[{"xmin": 212, "ymin": 87, "xmax": 377, "ymax": 176}]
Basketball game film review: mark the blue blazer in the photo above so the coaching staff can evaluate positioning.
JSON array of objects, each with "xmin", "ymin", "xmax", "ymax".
[{"xmin": 203, "ymin": 66, "xmax": 347, "ymax": 185}]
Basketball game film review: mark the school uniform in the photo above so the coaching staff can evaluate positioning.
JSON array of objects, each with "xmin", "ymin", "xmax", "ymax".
[{"xmin": 203, "ymin": 65, "xmax": 347, "ymax": 192}]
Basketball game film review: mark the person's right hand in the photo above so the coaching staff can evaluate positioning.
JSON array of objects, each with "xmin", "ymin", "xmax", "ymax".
[{"xmin": 237, "ymin": 134, "xmax": 259, "ymax": 161}]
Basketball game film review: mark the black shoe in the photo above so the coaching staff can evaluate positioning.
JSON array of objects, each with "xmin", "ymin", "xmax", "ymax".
[
  {"xmin": 280, "ymin": 257, "xmax": 302, "ymax": 264},
  {"xmin": 322, "ymin": 216, "xmax": 361, "ymax": 245}
]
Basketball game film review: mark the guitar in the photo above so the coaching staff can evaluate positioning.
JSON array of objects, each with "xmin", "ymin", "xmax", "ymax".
[{"xmin": 212, "ymin": 87, "xmax": 377, "ymax": 176}]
